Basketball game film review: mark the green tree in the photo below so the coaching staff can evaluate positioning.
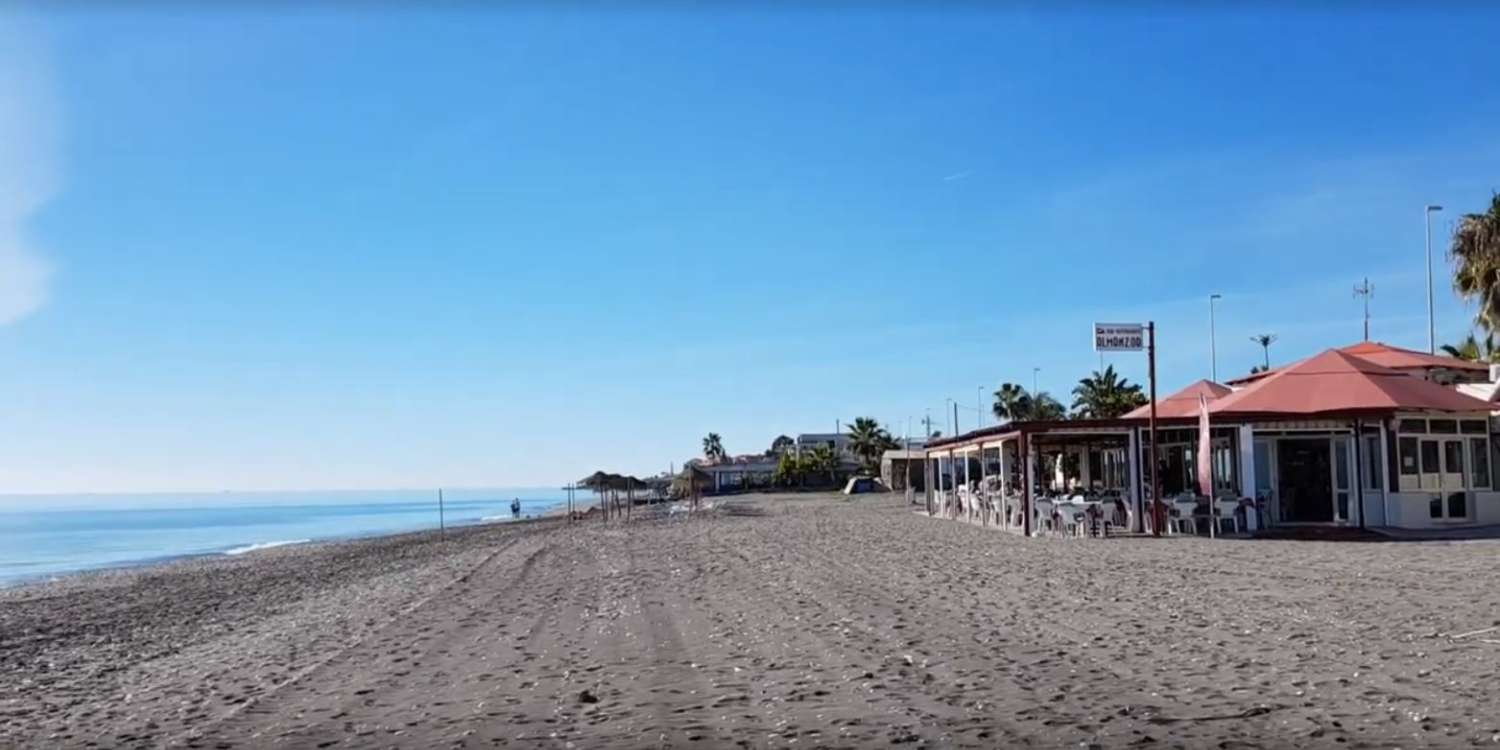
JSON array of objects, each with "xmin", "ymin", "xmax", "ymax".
[
  {"xmin": 847, "ymin": 417, "xmax": 899, "ymax": 474},
  {"xmin": 772, "ymin": 451, "xmax": 805, "ymax": 487},
  {"xmin": 1029, "ymin": 393, "xmax": 1067, "ymax": 420},
  {"xmin": 992, "ymin": 383, "xmax": 1067, "ymax": 422},
  {"xmin": 1070, "ymin": 365, "xmax": 1148, "ymax": 419},
  {"xmin": 702, "ymin": 433, "xmax": 725, "ymax": 463},
  {"xmin": 805, "ymin": 444, "xmax": 839, "ymax": 485},
  {"xmin": 769, "ymin": 434, "xmax": 795, "ymax": 455},
  {"xmin": 1441, "ymin": 332, "xmax": 1498, "ymax": 362},
  {"xmin": 1451, "ymin": 193, "xmax": 1500, "ymax": 330}
]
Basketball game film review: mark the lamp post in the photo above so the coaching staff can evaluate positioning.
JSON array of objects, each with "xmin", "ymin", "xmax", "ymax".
[
  {"xmin": 1032, "ymin": 367, "xmax": 1040, "ymax": 396},
  {"xmin": 1426, "ymin": 204, "xmax": 1444, "ymax": 354},
  {"xmin": 976, "ymin": 385, "xmax": 984, "ymax": 430},
  {"xmin": 1209, "ymin": 293, "xmax": 1222, "ymax": 381}
]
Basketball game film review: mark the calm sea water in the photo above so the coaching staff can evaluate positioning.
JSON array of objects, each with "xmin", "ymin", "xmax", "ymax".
[{"xmin": 0, "ymin": 488, "xmax": 573, "ymax": 586}]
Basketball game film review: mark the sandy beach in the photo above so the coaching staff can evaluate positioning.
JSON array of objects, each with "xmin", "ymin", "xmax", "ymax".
[{"xmin": 4, "ymin": 492, "xmax": 1500, "ymax": 748}]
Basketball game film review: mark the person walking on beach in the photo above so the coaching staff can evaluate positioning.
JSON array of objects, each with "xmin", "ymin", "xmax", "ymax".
[{"xmin": 511, "ymin": 497, "xmax": 521, "ymax": 517}]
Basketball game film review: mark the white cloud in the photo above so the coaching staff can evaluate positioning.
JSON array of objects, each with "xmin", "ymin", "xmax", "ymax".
[{"xmin": 0, "ymin": 15, "xmax": 60, "ymax": 326}]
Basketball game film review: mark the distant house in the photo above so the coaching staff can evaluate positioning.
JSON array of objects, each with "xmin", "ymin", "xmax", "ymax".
[
  {"xmin": 795, "ymin": 433, "xmax": 855, "ymax": 460},
  {"xmin": 881, "ymin": 442, "xmax": 929, "ymax": 491},
  {"xmin": 696, "ymin": 454, "xmax": 779, "ymax": 493}
]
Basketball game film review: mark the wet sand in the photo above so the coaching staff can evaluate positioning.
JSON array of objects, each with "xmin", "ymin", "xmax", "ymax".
[{"xmin": 3, "ymin": 492, "xmax": 1499, "ymax": 748}]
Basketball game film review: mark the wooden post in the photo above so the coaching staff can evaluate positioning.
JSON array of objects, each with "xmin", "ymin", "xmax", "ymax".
[
  {"xmin": 1021, "ymin": 431, "xmax": 1032, "ymax": 536},
  {"xmin": 438, "ymin": 488, "xmax": 445, "ymax": 536}
]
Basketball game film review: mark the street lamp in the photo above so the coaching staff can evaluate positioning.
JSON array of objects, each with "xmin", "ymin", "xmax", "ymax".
[
  {"xmin": 1426, "ymin": 204, "xmax": 1444, "ymax": 354},
  {"xmin": 1209, "ymin": 293, "xmax": 1222, "ymax": 382},
  {"xmin": 1032, "ymin": 367, "xmax": 1040, "ymax": 395}
]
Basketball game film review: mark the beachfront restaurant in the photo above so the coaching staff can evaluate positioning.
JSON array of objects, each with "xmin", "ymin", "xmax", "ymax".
[
  {"xmin": 922, "ymin": 347, "xmax": 1500, "ymax": 536},
  {"xmin": 924, "ymin": 419, "xmax": 1142, "ymax": 536}
]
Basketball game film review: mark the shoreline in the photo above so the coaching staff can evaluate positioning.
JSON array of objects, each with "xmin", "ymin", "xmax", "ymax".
[{"xmin": 0, "ymin": 502, "xmax": 568, "ymax": 592}]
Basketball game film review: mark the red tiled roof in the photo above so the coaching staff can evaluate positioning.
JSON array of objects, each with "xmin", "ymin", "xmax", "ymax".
[
  {"xmin": 1122, "ymin": 379, "xmax": 1233, "ymax": 420},
  {"xmin": 1209, "ymin": 349, "xmax": 1492, "ymax": 418},
  {"xmin": 1226, "ymin": 341, "xmax": 1487, "ymax": 385}
]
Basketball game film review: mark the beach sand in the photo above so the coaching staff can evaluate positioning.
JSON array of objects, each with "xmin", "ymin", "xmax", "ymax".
[{"xmin": 3, "ymin": 492, "xmax": 1499, "ymax": 748}]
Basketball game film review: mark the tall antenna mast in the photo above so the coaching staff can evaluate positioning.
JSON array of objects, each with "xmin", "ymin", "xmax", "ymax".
[{"xmin": 1353, "ymin": 278, "xmax": 1375, "ymax": 341}]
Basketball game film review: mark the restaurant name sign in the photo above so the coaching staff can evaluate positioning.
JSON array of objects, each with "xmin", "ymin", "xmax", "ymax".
[{"xmin": 1094, "ymin": 323, "xmax": 1145, "ymax": 351}]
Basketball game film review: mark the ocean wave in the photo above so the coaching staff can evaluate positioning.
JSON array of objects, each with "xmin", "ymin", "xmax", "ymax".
[{"xmin": 224, "ymin": 539, "xmax": 311, "ymax": 556}]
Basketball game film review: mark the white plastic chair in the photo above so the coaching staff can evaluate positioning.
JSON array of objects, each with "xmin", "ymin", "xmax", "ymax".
[
  {"xmin": 1034, "ymin": 499, "xmax": 1054, "ymax": 534},
  {"xmin": 1214, "ymin": 499, "xmax": 1241, "ymax": 535},
  {"xmin": 1173, "ymin": 500, "xmax": 1199, "ymax": 535}
]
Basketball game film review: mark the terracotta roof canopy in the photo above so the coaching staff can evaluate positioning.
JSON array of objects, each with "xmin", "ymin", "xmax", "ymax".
[
  {"xmin": 1209, "ymin": 349, "xmax": 1492, "ymax": 418},
  {"xmin": 1123, "ymin": 379, "xmax": 1233, "ymax": 420}
]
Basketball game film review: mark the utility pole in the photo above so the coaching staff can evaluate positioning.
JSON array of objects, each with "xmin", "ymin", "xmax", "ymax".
[
  {"xmin": 976, "ymin": 385, "xmax": 984, "ymax": 431},
  {"xmin": 1354, "ymin": 277, "xmax": 1374, "ymax": 341},
  {"xmin": 1426, "ymin": 204, "xmax": 1444, "ymax": 354},
  {"xmin": 1209, "ymin": 293, "xmax": 1222, "ymax": 382}
]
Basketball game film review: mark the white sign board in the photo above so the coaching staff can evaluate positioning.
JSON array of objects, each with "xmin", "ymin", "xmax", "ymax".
[{"xmin": 1094, "ymin": 323, "xmax": 1145, "ymax": 351}]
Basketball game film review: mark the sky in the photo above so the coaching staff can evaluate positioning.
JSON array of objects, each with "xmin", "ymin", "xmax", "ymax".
[{"xmin": 1, "ymin": 4, "xmax": 1499, "ymax": 496}]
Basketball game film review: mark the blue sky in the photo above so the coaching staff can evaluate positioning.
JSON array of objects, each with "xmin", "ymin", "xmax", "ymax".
[{"xmin": 1, "ymin": 5, "xmax": 1498, "ymax": 494}]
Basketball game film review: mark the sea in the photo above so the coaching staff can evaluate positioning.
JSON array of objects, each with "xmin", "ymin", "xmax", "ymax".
[{"xmin": 0, "ymin": 488, "xmax": 574, "ymax": 586}]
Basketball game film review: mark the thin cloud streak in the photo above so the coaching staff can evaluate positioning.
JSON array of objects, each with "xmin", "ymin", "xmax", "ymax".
[{"xmin": 0, "ymin": 14, "xmax": 60, "ymax": 326}]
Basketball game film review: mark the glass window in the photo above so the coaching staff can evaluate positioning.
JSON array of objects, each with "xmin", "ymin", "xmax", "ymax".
[
  {"xmin": 1364, "ymin": 435, "xmax": 1383, "ymax": 490},
  {"xmin": 1431, "ymin": 419, "xmax": 1459, "ymax": 434},
  {"xmin": 1444, "ymin": 440, "xmax": 1465, "ymax": 479},
  {"xmin": 1253, "ymin": 441, "xmax": 1272, "ymax": 492},
  {"xmin": 1399, "ymin": 419, "xmax": 1428, "ymax": 433},
  {"xmin": 1399, "ymin": 437, "xmax": 1419, "ymax": 475},
  {"xmin": 1430, "ymin": 495, "xmax": 1444, "ymax": 518},
  {"xmin": 1335, "ymin": 440, "xmax": 1350, "ymax": 490},
  {"xmin": 1421, "ymin": 441, "xmax": 1441, "ymax": 474},
  {"xmin": 1471, "ymin": 438, "xmax": 1491, "ymax": 489},
  {"xmin": 1461, "ymin": 420, "xmax": 1488, "ymax": 435}
]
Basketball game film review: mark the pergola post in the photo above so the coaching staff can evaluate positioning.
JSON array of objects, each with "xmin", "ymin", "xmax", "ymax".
[
  {"xmin": 978, "ymin": 446, "xmax": 988, "ymax": 526},
  {"xmin": 1021, "ymin": 431, "xmax": 1032, "ymax": 537},
  {"xmin": 923, "ymin": 450, "xmax": 934, "ymax": 515},
  {"xmin": 962, "ymin": 448, "xmax": 973, "ymax": 522}
]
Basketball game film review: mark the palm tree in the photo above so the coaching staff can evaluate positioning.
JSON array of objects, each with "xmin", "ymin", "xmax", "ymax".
[
  {"xmin": 1029, "ymin": 392, "xmax": 1067, "ymax": 420},
  {"xmin": 1070, "ymin": 365, "xmax": 1147, "ymax": 419},
  {"xmin": 847, "ymin": 417, "xmax": 898, "ymax": 474},
  {"xmin": 992, "ymin": 383, "xmax": 1067, "ymax": 422},
  {"xmin": 992, "ymin": 383, "xmax": 1030, "ymax": 422},
  {"xmin": 805, "ymin": 444, "xmax": 839, "ymax": 486},
  {"xmin": 1441, "ymin": 331, "xmax": 1498, "ymax": 362},
  {"xmin": 702, "ymin": 433, "xmax": 725, "ymax": 463},
  {"xmin": 1250, "ymin": 333, "xmax": 1277, "ymax": 371},
  {"xmin": 1451, "ymin": 193, "xmax": 1500, "ymax": 330}
]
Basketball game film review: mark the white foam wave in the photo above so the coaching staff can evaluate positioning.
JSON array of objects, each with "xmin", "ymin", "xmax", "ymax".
[{"xmin": 224, "ymin": 539, "xmax": 310, "ymax": 556}]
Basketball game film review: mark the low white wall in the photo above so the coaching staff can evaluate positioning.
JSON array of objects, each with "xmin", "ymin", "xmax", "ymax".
[{"xmin": 1384, "ymin": 491, "xmax": 1500, "ymax": 529}]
